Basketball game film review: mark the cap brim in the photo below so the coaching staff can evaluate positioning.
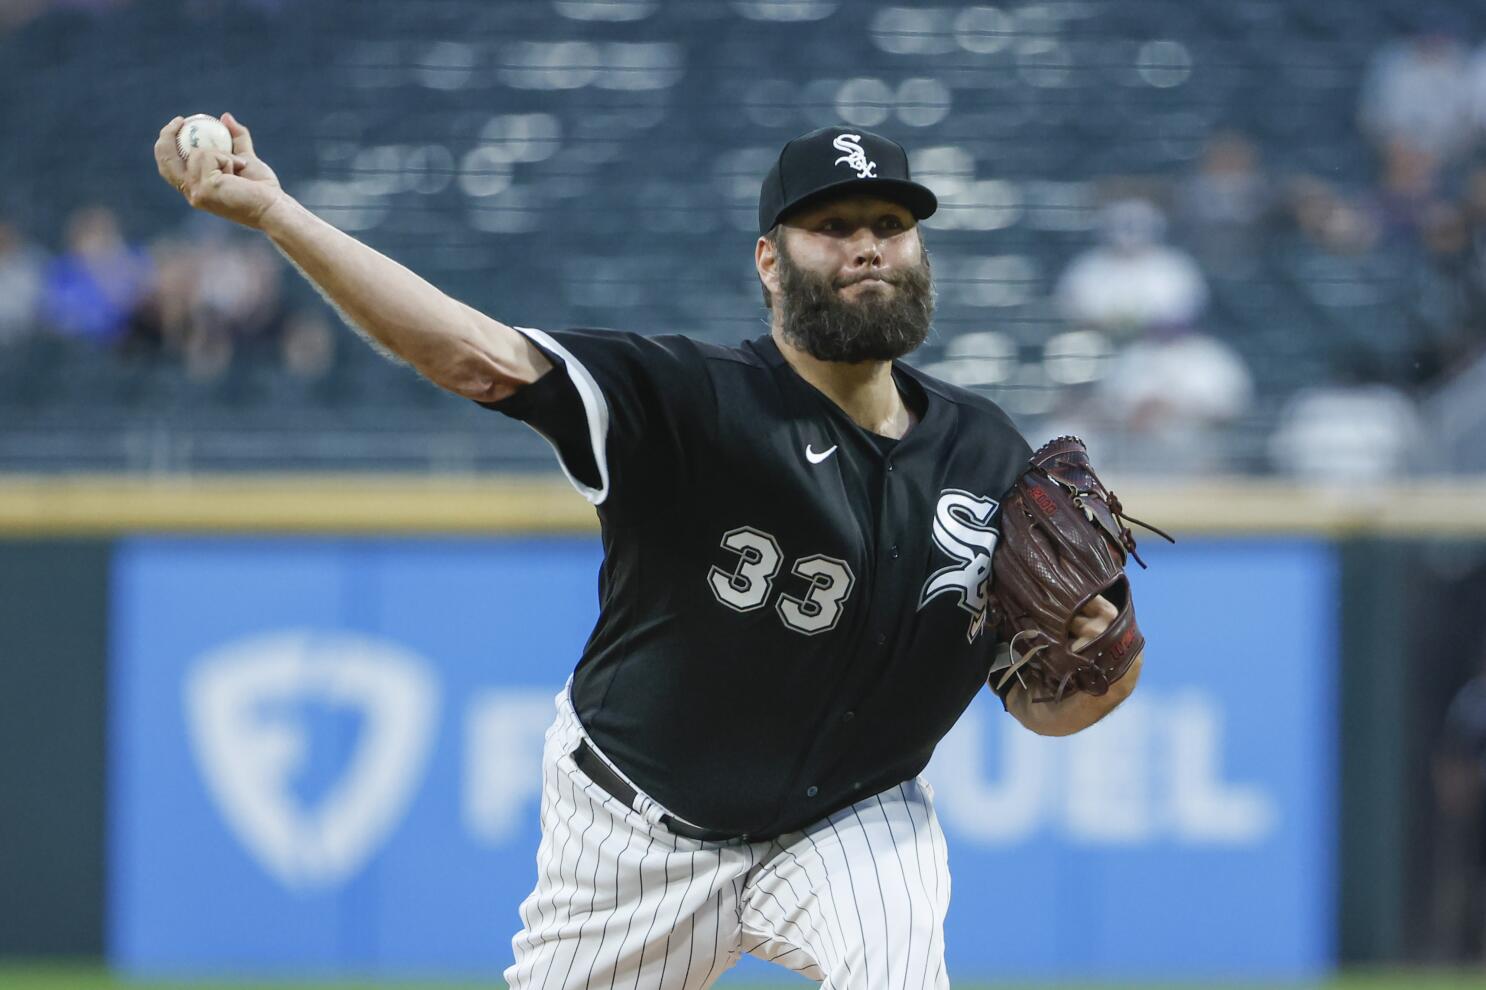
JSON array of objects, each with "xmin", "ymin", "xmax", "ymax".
[{"xmin": 770, "ymin": 177, "xmax": 938, "ymax": 232}]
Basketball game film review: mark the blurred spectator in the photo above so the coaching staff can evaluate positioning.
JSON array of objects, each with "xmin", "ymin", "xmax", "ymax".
[
  {"xmin": 1406, "ymin": 195, "xmax": 1486, "ymax": 384},
  {"xmin": 1358, "ymin": 27, "xmax": 1474, "ymax": 163},
  {"xmin": 1371, "ymin": 138, "xmax": 1447, "ymax": 245},
  {"xmin": 280, "ymin": 309, "xmax": 335, "ymax": 380},
  {"xmin": 1093, "ymin": 333, "xmax": 1252, "ymax": 431},
  {"xmin": 1269, "ymin": 383, "xmax": 1426, "ymax": 482},
  {"xmin": 1467, "ymin": 41, "xmax": 1486, "ymax": 139},
  {"xmin": 124, "ymin": 239, "xmax": 194, "ymax": 359},
  {"xmin": 1050, "ymin": 198, "xmax": 1252, "ymax": 474},
  {"xmin": 1047, "ymin": 330, "xmax": 1254, "ymax": 476},
  {"xmin": 1430, "ymin": 648, "xmax": 1486, "ymax": 961},
  {"xmin": 0, "ymin": 220, "xmax": 46, "ymax": 347},
  {"xmin": 1173, "ymin": 131, "xmax": 1272, "ymax": 273},
  {"xmin": 41, "ymin": 205, "xmax": 153, "ymax": 348},
  {"xmin": 1285, "ymin": 176, "xmax": 1381, "ymax": 257},
  {"xmin": 1054, "ymin": 198, "xmax": 1208, "ymax": 341},
  {"xmin": 127, "ymin": 226, "xmax": 296, "ymax": 381},
  {"xmin": 0, "ymin": 0, "xmax": 50, "ymax": 32},
  {"xmin": 186, "ymin": 231, "xmax": 288, "ymax": 379},
  {"xmin": 1427, "ymin": 343, "xmax": 1486, "ymax": 474},
  {"xmin": 195, "ymin": 235, "xmax": 286, "ymax": 354}
]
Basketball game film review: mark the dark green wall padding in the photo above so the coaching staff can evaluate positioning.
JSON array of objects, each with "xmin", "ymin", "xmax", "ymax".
[{"xmin": 0, "ymin": 541, "xmax": 109, "ymax": 956}]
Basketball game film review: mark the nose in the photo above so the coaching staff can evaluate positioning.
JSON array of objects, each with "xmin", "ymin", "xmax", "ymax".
[{"xmin": 845, "ymin": 227, "xmax": 883, "ymax": 272}]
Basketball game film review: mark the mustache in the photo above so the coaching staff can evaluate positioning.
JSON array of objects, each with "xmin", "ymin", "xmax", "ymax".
[{"xmin": 834, "ymin": 272, "xmax": 898, "ymax": 289}]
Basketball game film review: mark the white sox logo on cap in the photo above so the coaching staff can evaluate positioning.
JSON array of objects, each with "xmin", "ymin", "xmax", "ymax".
[{"xmin": 832, "ymin": 133, "xmax": 877, "ymax": 179}]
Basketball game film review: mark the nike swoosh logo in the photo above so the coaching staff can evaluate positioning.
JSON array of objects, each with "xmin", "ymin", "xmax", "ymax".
[{"xmin": 805, "ymin": 444, "xmax": 838, "ymax": 464}]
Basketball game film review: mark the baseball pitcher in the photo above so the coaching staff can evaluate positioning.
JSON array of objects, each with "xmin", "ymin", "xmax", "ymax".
[{"xmin": 156, "ymin": 115, "xmax": 1161, "ymax": 989}]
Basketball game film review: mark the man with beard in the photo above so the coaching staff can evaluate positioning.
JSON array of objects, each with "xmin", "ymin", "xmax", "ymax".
[{"xmin": 156, "ymin": 120, "xmax": 1139, "ymax": 988}]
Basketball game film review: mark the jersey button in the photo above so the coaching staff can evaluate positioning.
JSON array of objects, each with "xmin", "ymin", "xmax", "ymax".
[
  {"xmin": 889, "ymin": 545, "xmax": 900, "ymax": 559},
  {"xmin": 876, "ymin": 632, "xmax": 887, "ymax": 646},
  {"xmin": 806, "ymin": 785, "xmax": 819, "ymax": 797},
  {"xmin": 842, "ymin": 710, "xmax": 855, "ymax": 722}
]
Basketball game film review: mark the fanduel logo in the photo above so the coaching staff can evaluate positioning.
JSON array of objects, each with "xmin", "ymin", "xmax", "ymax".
[
  {"xmin": 183, "ymin": 631, "xmax": 440, "ymax": 891},
  {"xmin": 462, "ymin": 690, "xmax": 560, "ymax": 843},
  {"xmin": 930, "ymin": 690, "xmax": 1278, "ymax": 846}
]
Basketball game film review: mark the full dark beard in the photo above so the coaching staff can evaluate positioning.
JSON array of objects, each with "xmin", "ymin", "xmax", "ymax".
[{"xmin": 774, "ymin": 244, "xmax": 935, "ymax": 363}]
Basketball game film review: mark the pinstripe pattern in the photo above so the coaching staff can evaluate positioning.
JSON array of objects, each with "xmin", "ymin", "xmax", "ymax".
[{"xmin": 506, "ymin": 685, "xmax": 952, "ymax": 989}]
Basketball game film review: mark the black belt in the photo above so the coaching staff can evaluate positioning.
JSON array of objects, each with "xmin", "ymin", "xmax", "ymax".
[{"xmin": 572, "ymin": 740, "xmax": 745, "ymax": 843}]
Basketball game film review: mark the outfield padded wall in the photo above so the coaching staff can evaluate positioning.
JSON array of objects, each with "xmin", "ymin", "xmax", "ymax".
[
  {"xmin": 2, "ymin": 475, "xmax": 1484, "ymax": 965},
  {"xmin": 0, "ymin": 540, "xmax": 109, "ymax": 956}
]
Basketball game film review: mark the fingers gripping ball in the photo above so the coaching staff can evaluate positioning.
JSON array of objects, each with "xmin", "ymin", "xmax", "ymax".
[
  {"xmin": 176, "ymin": 114, "xmax": 233, "ymax": 160},
  {"xmin": 987, "ymin": 436, "xmax": 1174, "ymax": 703}
]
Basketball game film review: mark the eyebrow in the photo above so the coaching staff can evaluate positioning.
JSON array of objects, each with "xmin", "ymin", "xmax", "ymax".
[{"xmin": 808, "ymin": 210, "xmax": 911, "ymax": 224}]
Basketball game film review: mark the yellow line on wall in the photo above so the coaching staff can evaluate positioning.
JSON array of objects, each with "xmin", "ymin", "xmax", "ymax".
[
  {"xmin": 0, "ymin": 474, "xmax": 1483, "ymax": 537},
  {"xmin": 0, "ymin": 474, "xmax": 599, "ymax": 535}
]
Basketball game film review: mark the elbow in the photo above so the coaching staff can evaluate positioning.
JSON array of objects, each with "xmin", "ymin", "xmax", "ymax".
[
  {"xmin": 454, "ymin": 362, "xmax": 518, "ymax": 404},
  {"xmin": 432, "ymin": 348, "xmax": 525, "ymax": 404},
  {"xmin": 438, "ymin": 317, "xmax": 554, "ymax": 402}
]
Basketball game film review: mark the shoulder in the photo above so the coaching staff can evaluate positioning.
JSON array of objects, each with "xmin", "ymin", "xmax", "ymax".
[
  {"xmin": 621, "ymin": 334, "xmax": 765, "ymax": 386},
  {"xmin": 903, "ymin": 361, "xmax": 1027, "ymax": 446},
  {"xmin": 692, "ymin": 336, "xmax": 770, "ymax": 370},
  {"xmin": 526, "ymin": 328, "xmax": 714, "ymax": 373},
  {"xmin": 562, "ymin": 329, "xmax": 748, "ymax": 363}
]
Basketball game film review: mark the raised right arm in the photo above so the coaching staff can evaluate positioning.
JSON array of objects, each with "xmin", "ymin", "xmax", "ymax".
[{"xmin": 154, "ymin": 113, "xmax": 549, "ymax": 403}]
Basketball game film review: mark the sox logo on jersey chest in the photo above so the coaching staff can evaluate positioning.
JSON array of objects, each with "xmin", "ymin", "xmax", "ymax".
[{"xmin": 919, "ymin": 489, "xmax": 1000, "ymax": 643}]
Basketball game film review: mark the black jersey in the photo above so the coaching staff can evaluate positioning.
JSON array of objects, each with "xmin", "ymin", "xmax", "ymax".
[{"xmin": 487, "ymin": 328, "xmax": 1032, "ymax": 839}]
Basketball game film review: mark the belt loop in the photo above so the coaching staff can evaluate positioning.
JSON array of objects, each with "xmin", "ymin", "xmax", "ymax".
[
  {"xmin": 634, "ymin": 796, "xmax": 668, "ymax": 828},
  {"xmin": 574, "ymin": 739, "xmax": 653, "ymax": 823}
]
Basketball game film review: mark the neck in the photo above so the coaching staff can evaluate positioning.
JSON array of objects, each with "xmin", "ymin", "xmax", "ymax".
[{"xmin": 771, "ymin": 326, "xmax": 914, "ymax": 438}]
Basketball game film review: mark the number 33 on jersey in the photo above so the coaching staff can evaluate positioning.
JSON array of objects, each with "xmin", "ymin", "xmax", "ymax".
[{"xmin": 708, "ymin": 526, "xmax": 854, "ymax": 635}]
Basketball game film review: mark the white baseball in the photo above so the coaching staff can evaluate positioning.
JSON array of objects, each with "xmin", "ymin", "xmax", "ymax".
[{"xmin": 176, "ymin": 114, "xmax": 233, "ymax": 160}]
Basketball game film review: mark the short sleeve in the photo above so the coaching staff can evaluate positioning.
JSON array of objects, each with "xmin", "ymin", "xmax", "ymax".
[{"xmin": 480, "ymin": 327, "xmax": 712, "ymax": 513}]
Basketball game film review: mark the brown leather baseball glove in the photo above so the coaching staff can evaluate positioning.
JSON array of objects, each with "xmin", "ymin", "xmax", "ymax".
[{"xmin": 988, "ymin": 436, "xmax": 1172, "ymax": 704}]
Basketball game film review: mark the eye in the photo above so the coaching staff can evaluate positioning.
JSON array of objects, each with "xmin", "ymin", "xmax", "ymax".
[
  {"xmin": 877, "ymin": 215, "xmax": 906, "ymax": 232},
  {"xmin": 818, "ymin": 217, "xmax": 847, "ymax": 233}
]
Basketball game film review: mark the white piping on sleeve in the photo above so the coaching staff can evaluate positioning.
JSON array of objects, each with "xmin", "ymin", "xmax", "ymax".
[{"xmin": 513, "ymin": 326, "xmax": 611, "ymax": 506}]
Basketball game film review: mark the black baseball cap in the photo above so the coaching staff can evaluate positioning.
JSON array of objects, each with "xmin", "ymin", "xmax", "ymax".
[{"xmin": 758, "ymin": 125, "xmax": 938, "ymax": 235}]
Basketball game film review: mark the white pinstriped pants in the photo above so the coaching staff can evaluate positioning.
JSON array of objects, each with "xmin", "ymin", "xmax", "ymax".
[{"xmin": 505, "ymin": 685, "xmax": 953, "ymax": 990}]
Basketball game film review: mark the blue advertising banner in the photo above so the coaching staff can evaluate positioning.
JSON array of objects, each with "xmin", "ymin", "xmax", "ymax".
[{"xmin": 110, "ymin": 536, "xmax": 1334, "ymax": 982}]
